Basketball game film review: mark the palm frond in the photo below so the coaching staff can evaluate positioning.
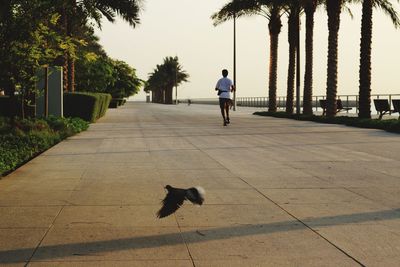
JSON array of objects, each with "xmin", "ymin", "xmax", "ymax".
[
  {"xmin": 95, "ymin": 0, "xmax": 142, "ymax": 27},
  {"xmin": 211, "ymin": 0, "xmax": 266, "ymax": 26},
  {"xmin": 375, "ymin": 0, "xmax": 400, "ymax": 28}
]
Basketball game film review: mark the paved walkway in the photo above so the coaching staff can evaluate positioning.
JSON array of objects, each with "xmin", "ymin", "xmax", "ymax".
[{"xmin": 1, "ymin": 102, "xmax": 400, "ymax": 266}]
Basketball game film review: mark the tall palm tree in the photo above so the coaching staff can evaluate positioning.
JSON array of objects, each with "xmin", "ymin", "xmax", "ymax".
[
  {"xmin": 282, "ymin": 1, "xmax": 302, "ymax": 114},
  {"xmin": 325, "ymin": 0, "xmax": 344, "ymax": 117},
  {"xmin": 212, "ymin": 0, "xmax": 284, "ymax": 112},
  {"xmin": 301, "ymin": 0, "xmax": 320, "ymax": 115},
  {"xmin": 356, "ymin": 0, "xmax": 399, "ymax": 118},
  {"xmin": 61, "ymin": 0, "xmax": 142, "ymax": 92}
]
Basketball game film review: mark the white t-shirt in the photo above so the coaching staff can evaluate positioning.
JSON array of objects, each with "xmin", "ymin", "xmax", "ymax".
[{"xmin": 215, "ymin": 77, "xmax": 233, "ymax": 99}]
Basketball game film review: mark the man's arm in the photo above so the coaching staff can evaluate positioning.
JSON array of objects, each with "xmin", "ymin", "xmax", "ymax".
[{"xmin": 215, "ymin": 80, "xmax": 220, "ymax": 91}]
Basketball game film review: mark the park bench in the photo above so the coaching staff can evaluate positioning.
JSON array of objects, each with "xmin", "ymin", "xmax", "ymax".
[
  {"xmin": 373, "ymin": 99, "xmax": 398, "ymax": 119},
  {"xmin": 319, "ymin": 99, "xmax": 352, "ymax": 116},
  {"xmin": 392, "ymin": 99, "xmax": 400, "ymax": 119}
]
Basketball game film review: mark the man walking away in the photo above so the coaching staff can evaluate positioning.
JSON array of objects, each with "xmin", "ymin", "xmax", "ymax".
[{"xmin": 215, "ymin": 69, "xmax": 235, "ymax": 126}]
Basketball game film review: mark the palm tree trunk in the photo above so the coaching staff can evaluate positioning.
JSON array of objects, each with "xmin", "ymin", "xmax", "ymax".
[
  {"xmin": 4, "ymin": 80, "xmax": 17, "ymax": 117},
  {"xmin": 286, "ymin": 12, "xmax": 297, "ymax": 114},
  {"xmin": 67, "ymin": 0, "xmax": 76, "ymax": 93},
  {"xmin": 326, "ymin": 0, "xmax": 342, "ymax": 118},
  {"xmin": 158, "ymin": 88, "xmax": 162, "ymax": 103},
  {"xmin": 268, "ymin": 9, "xmax": 282, "ymax": 112},
  {"xmin": 165, "ymin": 85, "xmax": 173, "ymax": 104},
  {"xmin": 61, "ymin": 6, "xmax": 69, "ymax": 92},
  {"xmin": 63, "ymin": 55, "xmax": 69, "ymax": 92},
  {"xmin": 163, "ymin": 89, "xmax": 166, "ymax": 104},
  {"xmin": 358, "ymin": 0, "xmax": 373, "ymax": 119},
  {"xmin": 303, "ymin": 2, "xmax": 316, "ymax": 115},
  {"xmin": 155, "ymin": 89, "xmax": 160, "ymax": 103},
  {"xmin": 68, "ymin": 56, "xmax": 75, "ymax": 92}
]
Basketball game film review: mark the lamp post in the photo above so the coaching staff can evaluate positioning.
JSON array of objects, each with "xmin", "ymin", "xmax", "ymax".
[
  {"xmin": 175, "ymin": 58, "xmax": 178, "ymax": 105},
  {"xmin": 233, "ymin": 14, "xmax": 237, "ymax": 111},
  {"xmin": 175, "ymin": 68, "xmax": 178, "ymax": 105}
]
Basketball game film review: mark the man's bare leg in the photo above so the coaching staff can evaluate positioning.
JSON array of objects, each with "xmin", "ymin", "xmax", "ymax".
[
  {"xmin": 225, "ymin": 104, "xmax": 230, "ymax": 124},
  {"xmin": 220, "ymin": 107, "xmax": 227, "ymax": 126}
]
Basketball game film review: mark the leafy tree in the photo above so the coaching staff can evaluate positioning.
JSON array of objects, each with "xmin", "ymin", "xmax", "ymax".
[
  {"xmin": 0, "ymin": 0, "xmax": 69, "ymax": 118},
  {"xmin": 107, "ymin": 60, "xmax": 142, "ymax": 98},
  {"xmin": 75, "ymin": 54, "xmax": 115, "ymax": 93},
  {"xmin": 59, "ymin": 0, "xmax": 143, "ymax": 93},
  {"xmin": 74, "ymin": 27, "xmax": 142, "ymax": 98}
]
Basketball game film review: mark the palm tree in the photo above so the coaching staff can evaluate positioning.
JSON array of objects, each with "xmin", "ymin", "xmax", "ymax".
[
  {"xmin": 146, "ymin": 57, "xmax": 189, "ymax": 104},
  {"xmin": 325, "ymin": 0, "xmax": 344, "ymax": 117},
  {"xmin": 301, "ymin": 0, "xmax": 320, "ymax": 115},
  {"xmin": 146, "ymin": 65, "xmax": 164, "ymax": 103},
  {"xmin": 356, "ymin": 0, "xmax": 399, "ymax": 118},
  {"xmin": 60, "ymin": 0, "xmax": 142, "ymax": 92},
  {"xmin": 282, "ymin": 1, "xmax": 302, "ymax": 114},
  {"xmin": 161, "ymin": 56, "xmax": 189, "ymax": 104},
  {"xmin": 212, "ymin": 0, "xmax": 284, "ymax": 112}
]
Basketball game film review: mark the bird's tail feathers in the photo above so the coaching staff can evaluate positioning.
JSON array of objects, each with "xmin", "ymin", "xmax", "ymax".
[{"xmin": 195, "ymin": 186, "xmax": 205, "ymax": 198}]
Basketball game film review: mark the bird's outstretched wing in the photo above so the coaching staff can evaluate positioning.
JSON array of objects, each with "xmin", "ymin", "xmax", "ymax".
[{"xmin": 157, "ymin": 190, "xmax": 185, "ymax": 218}]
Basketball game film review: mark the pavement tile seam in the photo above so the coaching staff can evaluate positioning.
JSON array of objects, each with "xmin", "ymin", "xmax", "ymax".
[
  {"xmin": 22, "ymin": 168, "xmax": 90, "ymax": 264},
  {"xmin": 174, "ymin": 216, "xmax": 196, "ymax": 267},
  {"xmin": 194, "ymin": 154, "xmax": 367, "ymax": 265},
  {"xmin": 41, "ymin": 148, "xmax": 202, "ymax": 157},
  {"xmin": 0, "ymin": 227, "xmax": 51, "ymax": 230},
  {"xmin": 185, "ymin": 137, "xmax": 364, "ymax": 263},
  {"xmin": 24, "ymin": 206, "xmax": 66, "ymax": 265}
]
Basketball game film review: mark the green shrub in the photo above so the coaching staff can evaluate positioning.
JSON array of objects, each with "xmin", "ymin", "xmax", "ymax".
[
  {"xmin": 64, "ymin": 92, "xmax": 111, "ymax": 122},
  {"xmin": 253, "ymin": 111, "xmax": 400, "ymax": 134},
  {"xmin": 44, "ymin": 115, "xmax": 89, "ymax": 138},
  {"xmin": 0, "ymin": 116, "xmax": 89, "ymax": 176}
]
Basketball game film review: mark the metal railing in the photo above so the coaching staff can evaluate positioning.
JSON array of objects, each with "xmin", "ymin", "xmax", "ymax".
[{"xmin": 180, "ymin": 94, "xmax": 400, "ymax": 114}]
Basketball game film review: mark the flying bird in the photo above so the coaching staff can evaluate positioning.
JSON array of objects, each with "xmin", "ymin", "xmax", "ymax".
[{"xmin": 157, "ymin": 185, "xmax": 205, "ymax": 218}]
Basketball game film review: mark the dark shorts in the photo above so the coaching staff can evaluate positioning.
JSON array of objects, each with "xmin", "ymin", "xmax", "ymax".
[{"xmin": 219, "ymin": 98, "xmax": 229, "ymax": 109}]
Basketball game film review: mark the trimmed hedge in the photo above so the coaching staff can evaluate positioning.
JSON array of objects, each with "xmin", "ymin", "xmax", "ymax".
[
  {"xmin": 0, "ymin": 116, "xmax": 89, "ymax": 176},
  {"xmin": 108, "ymin": 98, "xmax": 127, "ymax": 109},
  {"xmin": 253, "ymin": 111, "xmax": 400, "ymax": 134},
  {"xmin": 64, "ymin": 92, "xmax": 112, "ymax": 122},
  {"xmin": 0, "ymin": 96, "xmax": 10, "ymax": 116},
  {"xmin": 109, "ymin": 99, "xmax": 119, "ymax": 108}
]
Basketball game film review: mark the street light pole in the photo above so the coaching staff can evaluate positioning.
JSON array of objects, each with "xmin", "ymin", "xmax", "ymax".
[
  {"xmin": 233, "ymin": 14, "xmax": 237, "ymax": 111},
  {"xmin": 175, "ymin": 60, "xmax": 178, "ymax": 105}
]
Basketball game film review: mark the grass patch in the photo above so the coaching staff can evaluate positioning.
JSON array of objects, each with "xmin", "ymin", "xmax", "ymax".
[
  {"xmin": 253, "ymin": 111, "xmax": 400, "ymax": 134},
  {"xmin": 0, "ymin": 116, "xmax": 89, "ymax": 176}
]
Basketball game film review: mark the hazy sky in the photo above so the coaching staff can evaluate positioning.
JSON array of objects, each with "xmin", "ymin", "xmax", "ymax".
[{"xmin": 95, "ymin": 0, "xmax": 400, "ymax": 101}]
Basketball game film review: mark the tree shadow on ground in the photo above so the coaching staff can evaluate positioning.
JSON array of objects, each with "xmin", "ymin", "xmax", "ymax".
[{"xmin": 1, "ymin": 208, "xmax": 399, "ymax": 263}]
